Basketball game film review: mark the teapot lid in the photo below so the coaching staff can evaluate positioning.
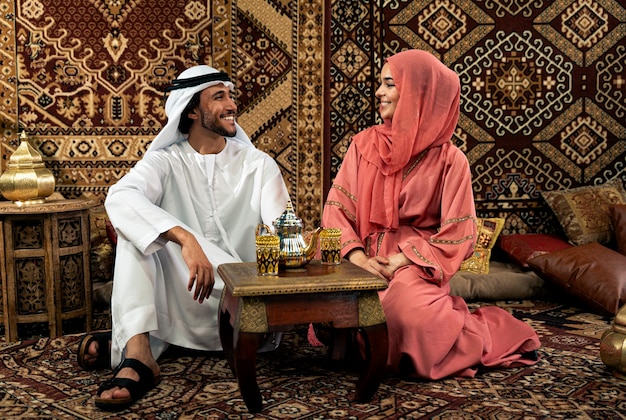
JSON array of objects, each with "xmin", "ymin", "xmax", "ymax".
[{"xmin": 274, "ymin": 199, "xmax": 302, "ymax": 228}]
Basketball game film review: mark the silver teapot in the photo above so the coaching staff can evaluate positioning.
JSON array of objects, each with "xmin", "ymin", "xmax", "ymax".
[{"xmin": 258, "ymin": 200, "xmax": 321, "ymax": 268}]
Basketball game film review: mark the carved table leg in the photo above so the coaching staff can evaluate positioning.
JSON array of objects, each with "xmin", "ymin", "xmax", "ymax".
[
  {"xmin": 355, "ymin": 323, "xmax": 388, "ymax": 402},
  {"xmin": 218, "ymin": 306, "xmax": 235, "ymax": 374},
  {"xmin": 219, "ymin": 304, "xmax": 265, "ymax": 412},
  {"xmin": 234, "ymin": 331, "xmax": 263, "ymax": 412}
]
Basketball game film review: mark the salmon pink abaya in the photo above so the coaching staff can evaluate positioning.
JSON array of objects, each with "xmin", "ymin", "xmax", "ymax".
[{"xmin": 322, "ymin": 50, "xmax": 540, "ymax": 379}]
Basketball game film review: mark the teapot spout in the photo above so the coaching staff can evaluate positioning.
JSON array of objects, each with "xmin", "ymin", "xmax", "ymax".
[{"xmin": 304, "ymin": 227, "xmax": 323, "ymax": 262}]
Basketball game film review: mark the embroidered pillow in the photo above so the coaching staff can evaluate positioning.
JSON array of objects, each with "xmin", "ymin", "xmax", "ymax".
[
  {"xmin": 542, "ymin": 179, "xmax": 626, "ymax": 246},
  {"xmin": 460, "ymin": 217, "xmax": 505, "ymax": 274}
]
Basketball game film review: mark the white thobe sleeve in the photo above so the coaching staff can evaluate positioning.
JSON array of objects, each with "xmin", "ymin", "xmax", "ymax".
[
  {"xmin": 105, "ymin": 152, "xmax": 183, "ymax": 255},
  {"xmin": 261, "ymin": 167, "xmax": 290, "ymax": 226}
]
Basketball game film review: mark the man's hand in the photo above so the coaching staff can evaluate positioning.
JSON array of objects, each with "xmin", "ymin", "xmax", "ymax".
[
  {"xmin": 161, "ymin": 226, "xmax": 215, "ymax": 303},
  {"xmin": 348, "ymin": 249, "xmax": 412, "ymax": 281}
]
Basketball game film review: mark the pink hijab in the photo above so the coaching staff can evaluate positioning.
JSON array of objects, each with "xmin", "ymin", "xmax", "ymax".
[{"xmin": 352, "ymin": 50, "xmax": 461, "ymax": 232}]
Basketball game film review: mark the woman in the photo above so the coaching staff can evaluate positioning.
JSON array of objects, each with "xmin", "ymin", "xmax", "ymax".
[{"xmin": 322, "ymin": 50, "xmax": 540, "ymax": 379}]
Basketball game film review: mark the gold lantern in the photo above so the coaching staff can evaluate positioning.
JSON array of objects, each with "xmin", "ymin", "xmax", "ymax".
[{"xmin": 0, "ymin": 131, "xmax": 56, "ymax": 205}]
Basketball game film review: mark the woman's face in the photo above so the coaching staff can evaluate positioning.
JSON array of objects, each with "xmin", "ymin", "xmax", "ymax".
[{"xmin": 375, "ymin": 63, "xmax": 399, "ymax": 121}]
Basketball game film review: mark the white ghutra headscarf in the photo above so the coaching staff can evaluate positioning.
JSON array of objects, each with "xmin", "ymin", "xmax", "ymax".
[{"xmin": 147, "ymin": 65, "xmax": 253, "ymax": 153}]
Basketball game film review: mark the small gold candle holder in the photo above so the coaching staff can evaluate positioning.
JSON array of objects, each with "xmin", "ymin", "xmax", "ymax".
[
  {"xmin": 256, "ymin": 234, "xmax": 280, "ymax": 276},
  {"xmin": 320, "ymin": 228, "xmax": 342, "ymax": 265}
]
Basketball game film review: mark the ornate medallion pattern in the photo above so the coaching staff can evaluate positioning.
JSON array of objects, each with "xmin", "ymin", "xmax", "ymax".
[
  {"xmin": 1, "ymin": 2, "xmax": 624, "ymax": 234},
  {"xmin": 2, "ymin": 0, "xmax": 324, "ymax": 230},
  {"xmin": 329, "ymin": 1, "xmax": 626, "ymax": 234}
]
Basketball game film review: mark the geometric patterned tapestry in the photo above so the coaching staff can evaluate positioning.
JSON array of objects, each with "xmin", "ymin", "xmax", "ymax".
[
  {"xmin": 328, "ymin": 0, "xmax": 626, "ymax": 234},
  {"xmin": 1, "ymin": 0, "xmax": 325, "ymax": 230},
  {"xmin": 2, "ymin": 1, "xmax": 626, "ymax": 234}
]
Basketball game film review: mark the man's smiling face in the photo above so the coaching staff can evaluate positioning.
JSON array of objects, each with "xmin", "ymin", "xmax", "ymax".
[{"xmin": 197, "ymin": 83, "xmax": 238, "ymax": 137}]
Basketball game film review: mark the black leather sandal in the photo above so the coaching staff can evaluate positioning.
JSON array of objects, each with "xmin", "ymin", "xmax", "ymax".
[
  {"xmin": 95, "ymin": 358, "xmax": 161, "ymax": 412},
  {"xmin": 77, "ymin": 331, "xmax": 112, "ymax": 371}
]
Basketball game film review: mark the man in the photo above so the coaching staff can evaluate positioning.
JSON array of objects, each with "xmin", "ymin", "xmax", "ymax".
[{"xmin": 78, "ymin": 65, "xmax": 290, "ymax": 411}]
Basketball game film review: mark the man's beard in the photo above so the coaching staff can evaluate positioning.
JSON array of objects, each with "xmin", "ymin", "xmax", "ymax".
[{"xmin": 201, "ymin": 111, "xmax": 237, "ymax": 137}]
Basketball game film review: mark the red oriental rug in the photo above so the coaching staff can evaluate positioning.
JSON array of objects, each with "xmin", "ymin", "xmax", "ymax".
[{"xmin": 0, "ymin": 299, "xmax": 623, "ymax": 419}]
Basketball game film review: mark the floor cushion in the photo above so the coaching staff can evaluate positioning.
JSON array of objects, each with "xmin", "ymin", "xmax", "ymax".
[
  {"xmin": 450, "ymin": 261, "xmax": 546, "ymax": 301},
  {"xmin": 460, "ymin": 217, "xmax": 505, "ymax": 274},
  {"xmin": 542, "ymin": 179, "xmax": 626, "ymax": 246},
  {"xmin": 610, "ymin": 204, "xmax": 626, "ymax": 256},
  {"xmin": 527, "ymin": 242, "xmax": 626, "ymax": 316},
  {"xmin": 499, "ymin": 233, "xmax": 573, "ymax": 268}
]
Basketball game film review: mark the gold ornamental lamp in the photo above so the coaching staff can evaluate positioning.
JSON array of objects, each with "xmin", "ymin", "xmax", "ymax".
[{"xmin": 0, "ymin": 131, "xmax": 56, "ymax": 205}]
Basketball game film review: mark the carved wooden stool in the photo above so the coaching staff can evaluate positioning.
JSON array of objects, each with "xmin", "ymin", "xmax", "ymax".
[
  {"xmin": 218, "ymin": 260, "xmax": 388, "ymax": 413},
  {"xmin": 0, "ymin": 198, "xmax": 96, "ymax": 342}
]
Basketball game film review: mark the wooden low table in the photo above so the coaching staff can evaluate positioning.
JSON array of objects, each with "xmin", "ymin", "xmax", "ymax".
[{"xmin": 217, "ymin": 260, "xmax": 388, "ymax": 413}]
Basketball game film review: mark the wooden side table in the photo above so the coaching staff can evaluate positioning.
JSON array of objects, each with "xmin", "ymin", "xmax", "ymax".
[
  {"xmin": 218, "ymin": 260, "xmax": 389, "ymax": 413},
  {"xmin": 0, "ymin": 198, "xmax": 96, "ymax": 342}
]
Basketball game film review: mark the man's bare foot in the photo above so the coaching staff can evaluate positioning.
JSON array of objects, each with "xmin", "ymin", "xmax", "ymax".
[
  {"xmin": 95, "ymin": 357, "xmax": 161, "ymax": 411},
  {"xmin": 96, "ymin": 334, "xmax": 160, "ymax": 403},
  {"xmin": 83, "ymin": 340, "xmax": 103, "ymax": 365},
  {"xmin": 77, "ymin": 332, "xmax": 112, "ymax": 371}
]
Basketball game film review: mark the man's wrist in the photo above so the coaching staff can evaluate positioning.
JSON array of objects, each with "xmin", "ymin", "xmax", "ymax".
[{"xmin": 161, "ymin": 226, "xmax": 191, "ymax": 245}]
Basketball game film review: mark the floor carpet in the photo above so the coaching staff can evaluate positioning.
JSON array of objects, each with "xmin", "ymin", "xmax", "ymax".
[{"xmin": 0, "ymin": 299, "xmax": 624, "ymax": 419}]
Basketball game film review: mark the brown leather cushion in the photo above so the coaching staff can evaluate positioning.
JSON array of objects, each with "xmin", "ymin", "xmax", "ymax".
[
  {"xmin": 528, "ymin": 242, "xmax": 626, "ymax": 316},
  {"xmin": 499, "ymin": 233, "xmax": 573, "ymax": 268},
  {"xmin": 611, "ymin": 204, "xmax": 626, "ymax": 256}
]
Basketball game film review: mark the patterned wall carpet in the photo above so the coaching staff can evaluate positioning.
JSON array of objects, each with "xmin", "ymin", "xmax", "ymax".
[
  {"xmin": 327, "ymin": 0, "xmax": 626, "ymax": 234},
  {"xmin": 1, "ymin": 1, "xmax": 625, "ymax": 232},
  {"xmin": 0, "ymin": 299, "xmax": 624, "ymax": 419},
  {"xmin": 1, "ymin": 3, "xmax": 624, "ymax": 417},
  {"xmin": 1, "ymin": 0, "xmax": 325, "ymax": 229}
]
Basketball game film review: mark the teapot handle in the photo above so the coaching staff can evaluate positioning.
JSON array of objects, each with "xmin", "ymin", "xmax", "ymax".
[{"xmin": 256, "ymin": 223, "xmax": 272, "ymax": 236}]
